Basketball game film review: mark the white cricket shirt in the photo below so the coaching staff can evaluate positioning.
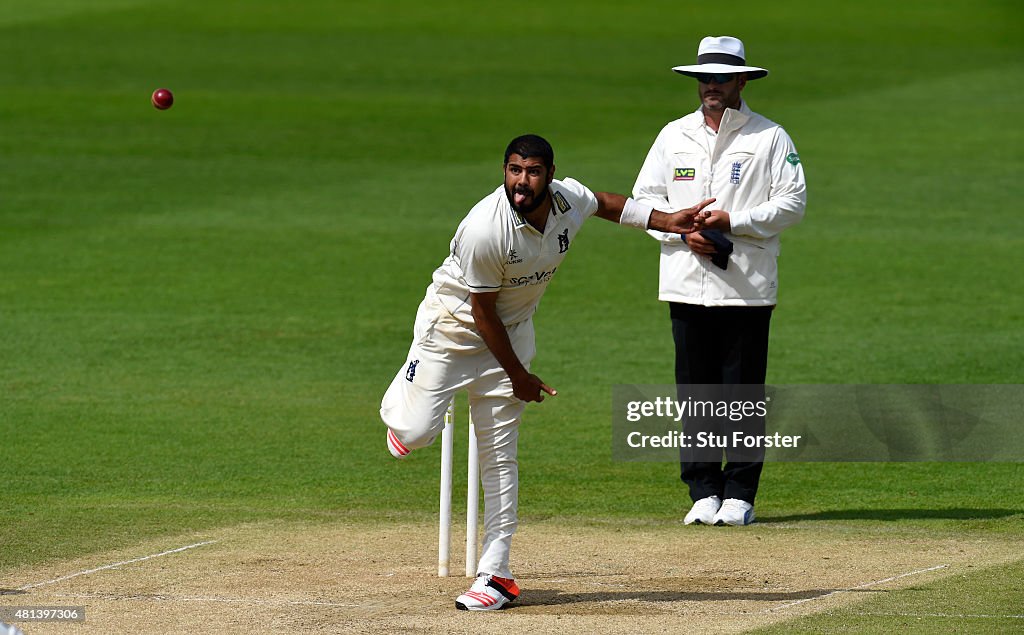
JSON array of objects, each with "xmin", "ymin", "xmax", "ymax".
[
  {"xmin": 431, "ymin": 178, "xmax": 599, "ymax": 326},
  {"xmin": 633, "ymin": 101, "xmax": 806, "ymax": 306}
]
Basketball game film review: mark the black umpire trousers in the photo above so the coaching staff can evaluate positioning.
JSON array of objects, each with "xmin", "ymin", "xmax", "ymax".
[{"xmin": 670, "ymin": 302, "xmax": 773, "ymax": 504}]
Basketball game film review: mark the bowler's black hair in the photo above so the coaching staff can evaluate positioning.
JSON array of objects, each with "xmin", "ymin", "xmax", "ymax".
[{"xmin": 504, "ymin": 134, "xmax": 554, "ymax": 170}]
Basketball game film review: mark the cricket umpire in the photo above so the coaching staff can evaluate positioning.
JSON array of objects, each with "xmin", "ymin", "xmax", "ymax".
[{"xmin": 632, "ymin": 36, "xmax": 806, "ymax": 526}]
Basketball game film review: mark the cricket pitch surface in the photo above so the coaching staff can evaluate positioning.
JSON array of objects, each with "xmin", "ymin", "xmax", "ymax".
[{"xmin": 2, "ymin": 518, "xmax": 1020, "ymax": 633}]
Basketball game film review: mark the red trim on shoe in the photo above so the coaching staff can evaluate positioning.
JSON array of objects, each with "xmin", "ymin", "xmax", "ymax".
[
  {"xmin": 387, "ymin": 429, "xmax": 410, "ymax": 456},
  {"xmin": 487, "ymin": 576, "xmax": 520, "ymax": 601},
  {"xmin": 464, "ymin": 591, "xmax": 496, "ymax": 606}
]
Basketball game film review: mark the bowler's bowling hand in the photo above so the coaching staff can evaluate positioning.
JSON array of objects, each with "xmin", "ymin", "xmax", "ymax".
[{"xmin": 511, "ymin": 370, "xmax": 557, "ymax": 403}]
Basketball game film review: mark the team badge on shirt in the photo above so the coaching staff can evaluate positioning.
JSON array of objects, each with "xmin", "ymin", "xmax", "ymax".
[
  {"xmin": 405, "ymin": 359, "xmax": 419, "ymax": 382},
  {"xmin": 557, "ymin": 228, "xmax": 570, "ymax": 253},
  {"xmin": 674, "ymin": 168, "xmax": 696, "ymax": 181},
  {"xmin": 730, "ymin": 161, "xmax": 742, "ymax": 185},
  {"xmin": 553, "ymin": 191, "xmax": 571, "ymax": 214}
]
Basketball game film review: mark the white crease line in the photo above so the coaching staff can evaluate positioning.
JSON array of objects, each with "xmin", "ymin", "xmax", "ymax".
[
  {"xmin": 55, "ymin": 592, "xmax": 370, "ymax": 609},
  {"xmin": 858, "ymin": 612, "xmax": 1024, "ymax": 619},
  {"xmin": 765, "ymin": 563, "xmax": 948, "ymax": 613},
  {"xmin": 17, "ymin": 541, "xmax": 219, "ymax": 592}
]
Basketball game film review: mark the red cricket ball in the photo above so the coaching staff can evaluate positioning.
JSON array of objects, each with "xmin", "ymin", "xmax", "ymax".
[{"xmin": 151, "ymin": 88, "xmax": 174, "ymax": 110}]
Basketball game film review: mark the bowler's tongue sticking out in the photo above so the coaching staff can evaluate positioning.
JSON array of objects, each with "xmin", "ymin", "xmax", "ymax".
[
  {"xmin": 507, "ymin": 184, "xmax": 547, "ymax": 215},
  {"xmin": 513, "ymin": 187, "xmax": 531, "ymax": 209}
]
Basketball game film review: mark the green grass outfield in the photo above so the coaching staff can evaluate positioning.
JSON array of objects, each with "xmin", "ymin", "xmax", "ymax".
[{"xmin": 1, "ymin": 0, "xmax": 1022, "ymax": 629}]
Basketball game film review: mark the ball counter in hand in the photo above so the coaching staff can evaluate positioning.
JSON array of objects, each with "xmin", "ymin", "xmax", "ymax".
[{"xmin": 151, "ymin": 88, "xmax": 174, "ymax": 110}]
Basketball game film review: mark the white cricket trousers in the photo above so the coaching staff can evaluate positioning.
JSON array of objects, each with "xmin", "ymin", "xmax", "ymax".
[{"xmin": 380, "ymin": 289, "xmax": 534, "ymax": 580}]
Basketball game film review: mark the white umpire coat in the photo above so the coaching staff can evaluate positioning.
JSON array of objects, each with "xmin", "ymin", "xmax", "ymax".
[{"xmin": 633, "ymin": 101, "xmax": 806, "ymax": 306}]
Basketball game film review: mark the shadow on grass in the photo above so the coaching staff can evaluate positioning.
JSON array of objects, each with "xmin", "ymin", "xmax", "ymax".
[
  {"xmin": 520, "ymin": 588, "xmax": 836, "ymax": 607},
  {"xmin": 761, "ymin": 508, "xmax": 1022, "ymax": 522}
]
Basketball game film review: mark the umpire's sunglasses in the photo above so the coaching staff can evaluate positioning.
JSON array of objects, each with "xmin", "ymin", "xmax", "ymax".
[{"xmin": 694, "ymin": 73, "xmax": 738, "ymax": 84}]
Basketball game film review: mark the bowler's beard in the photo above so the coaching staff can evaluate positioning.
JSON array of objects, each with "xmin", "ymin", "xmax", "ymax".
[{"xmin": 505, "ymin": 183, "xmax": 550, "ymax": 215}]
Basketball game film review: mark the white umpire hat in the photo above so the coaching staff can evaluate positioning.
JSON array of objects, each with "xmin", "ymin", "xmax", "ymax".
[{"xmin": 672, "ymin": 36, "xmax": 768, "ymax": 80}]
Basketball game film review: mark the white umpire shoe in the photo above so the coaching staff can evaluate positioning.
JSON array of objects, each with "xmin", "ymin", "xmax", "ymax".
[
  {"xmin": 386, "ymin": 428, "xmax": 411, "ymax": 459},
  {"xmin": 713, "ymin": 498, "xmax": 755, "ymax": 526},
  {"xmin": 455, "ymin": 574, "xmax": 520, "ymax": 611},
  {"xmin": 683, "ymin": 495, "xmax": 722, "ymax": 525}
]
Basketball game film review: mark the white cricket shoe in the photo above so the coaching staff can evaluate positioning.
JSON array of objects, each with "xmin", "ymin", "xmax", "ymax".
[
  {"xmin": 683, "ymin": 495, "xmax": 722, "ymax": 525},
  {"xmin": 455, "ymin": 574, "xmax": 520, "ymax": 611},
  {"xmin": 386, "ymin": 428, "xmax": 411, "ymax": 459},
  {"xmin": 713, "ymin": 498, "xmax": 755, "ymax": 526}
]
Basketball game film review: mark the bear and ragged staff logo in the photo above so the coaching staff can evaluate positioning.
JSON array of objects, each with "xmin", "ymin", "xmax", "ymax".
[{"xmin": 557, "ymin": 228, "xmax": 570, "ymax": 253}]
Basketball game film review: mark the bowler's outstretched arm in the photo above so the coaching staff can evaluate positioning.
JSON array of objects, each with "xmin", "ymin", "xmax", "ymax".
[{"xmin": 593, "ymin": 193, "xmax": 716, "ymax": 234}]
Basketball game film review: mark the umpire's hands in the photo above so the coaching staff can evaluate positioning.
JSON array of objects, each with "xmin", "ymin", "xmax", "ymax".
[
  {"xmin": 695, "ymin": 209, "xmax": 731, "ymax": 231},
  {"xmin": 684, "ymin": 231, "xmax": 719, "ymax": 256},
  {"xmin": 687, "ymin": 210, "xmax": 732, "ymax": 255}
]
